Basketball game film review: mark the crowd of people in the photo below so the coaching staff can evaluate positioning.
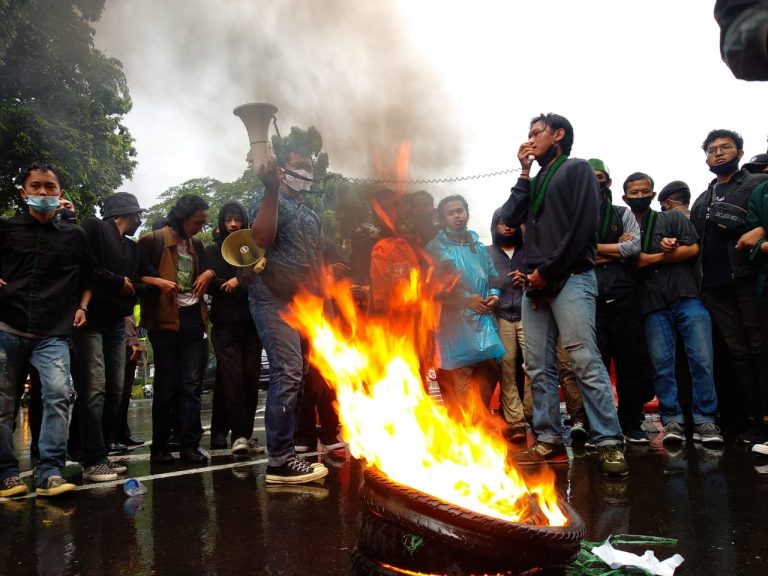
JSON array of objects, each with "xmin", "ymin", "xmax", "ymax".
[{"xmin": 3, "ymin": 113, "xmax": 768, "ymax": 498}]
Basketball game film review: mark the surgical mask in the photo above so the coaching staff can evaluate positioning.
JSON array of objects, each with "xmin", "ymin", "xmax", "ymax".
[
  {"xmin": 283, "ymin": 169, "xmax": 314, "ymax": 193},
  {"xmin": 708, "ymin": 157, "xmax": 740, "ymax": 176},
  {"xmin": 26, "ymin": 195, "xmax": 61, "ymax": 214},
  {"xmin": 626, "ymin": 197, "xmax": 653, "ymax": 213}
]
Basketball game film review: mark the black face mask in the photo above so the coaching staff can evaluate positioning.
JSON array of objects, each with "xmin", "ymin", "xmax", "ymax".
[
  {"xmin": 708, "ymin": 157, "xmax": 740, "ymax": 176},
  {"xmin": 55, "ymin": 209, "xmax": 77, "ymax": 223},
  {"xmin": 537, "ymin": 143, "xmax": 559, "ymax": 167},
  {"xmin": 626, "ymin": 197, "xmax": 653, "ymax": 213}
]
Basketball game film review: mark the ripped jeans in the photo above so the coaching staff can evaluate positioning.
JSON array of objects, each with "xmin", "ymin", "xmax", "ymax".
[
  {"xmin": 0, "ymin": 331, "xmax": 71, "ymax": 485},
  {"xmin": 521, "ymin": 270, "xmax": 623, "ymax": 447}
]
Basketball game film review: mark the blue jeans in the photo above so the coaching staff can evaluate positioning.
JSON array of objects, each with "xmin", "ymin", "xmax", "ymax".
[
  {"xmin": 72, "ymin": 320, "xmax": 126, "ymax": 466},
  {"xmin": 0, "ymin": 331, "xmax": 71, "ymax": 485},
  {"xmin": 643, "ymin": 297, "xmax": 718, "ymax": 425},
  {"xmin": 249, "ymin": 277, "xmax": 304, "ymax": 466},
  {"xmin": 522, "ymin": 270, "xmax": 623, "ymax": 447}
]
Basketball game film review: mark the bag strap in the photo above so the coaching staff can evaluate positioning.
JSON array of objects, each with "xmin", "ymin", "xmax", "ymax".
[
  {"xmin": 641, "ymin": 210, "xmax": 658, "ymax": 253},
  {"xmin": 151, "ymin": 229, "xmax": 164, "ymax": 269}
]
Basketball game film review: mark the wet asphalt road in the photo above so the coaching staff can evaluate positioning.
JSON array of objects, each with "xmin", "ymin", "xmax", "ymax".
[{"xmin": 2, "ymin": 396, "xmax": 768, "ymax": 576}]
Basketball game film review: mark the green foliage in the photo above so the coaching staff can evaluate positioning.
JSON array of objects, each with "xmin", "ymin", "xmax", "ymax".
[{"xmin": 0, "ymin": 0, "xmax": 136, "ymax": 216}]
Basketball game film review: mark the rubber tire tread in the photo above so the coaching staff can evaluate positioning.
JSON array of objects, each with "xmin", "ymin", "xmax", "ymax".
[{"xmin": 360, "ymin": 467, "xmax": 584, "ymax": 570}]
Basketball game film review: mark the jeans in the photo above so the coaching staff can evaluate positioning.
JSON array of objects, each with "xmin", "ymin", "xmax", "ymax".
[
  {"xmin": 521, "ymin": 270, "xmax": 623, "ymax": 447},
  {"xmin": 148, "ymin": 306, "xmax": 205, "ymax": 451},
  {"xmin": 643, "ymin": 297, "xmax": 718, "ymax": 425},
  {"xmin": 249, "ymin": 277, "xmax": 305, "ymax": 466},
  {"xmin": 72, "ymin": 320, "xmax": 126, "ymax": 466},
  {"xmin": 0, "ymin": 331, "xmax": 71, "ymax": 485}
]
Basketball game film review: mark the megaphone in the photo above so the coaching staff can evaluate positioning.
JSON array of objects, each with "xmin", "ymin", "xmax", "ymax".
[
  {"xmin": 221, "ymin": 229, "xmax": 267, "ymax": 273},
  {"xmin": 233, "ymin": 102, "xmax": 278, "ymax": 173}
]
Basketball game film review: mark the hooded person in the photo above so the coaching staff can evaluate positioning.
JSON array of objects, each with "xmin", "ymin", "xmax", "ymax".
[
  {"xmin": 205, "ymin": 201, "xmax": 264, "ymax": 456},
  {"xmin": 487, "ymin": 208, "xmax": 527, "ymax": 440}
]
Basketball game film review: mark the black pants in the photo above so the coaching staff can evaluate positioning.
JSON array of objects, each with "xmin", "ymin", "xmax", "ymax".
[
  {"xmin": 210, "ymin": 322, "xmax": 261, "ymax": 442},
  {"xmin": 596, "ymin": 295, "xmax": 655, "ymax": 431},
  {"xmin": 704, "ymin": 280, "xmax": 768, "ymax": 421},
  {"xmin": 149, "ymin": 307, "xmax": 205, "ymax": 452}
]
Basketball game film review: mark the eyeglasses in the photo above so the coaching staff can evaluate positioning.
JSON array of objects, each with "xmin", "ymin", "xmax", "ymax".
[
  {"xmin": 705, "ymin": 143, "xmax": 736, "ymax": 156},
  {"xmin": 528, "ymin": 128, "xmax": 551, "ymax": 139}
]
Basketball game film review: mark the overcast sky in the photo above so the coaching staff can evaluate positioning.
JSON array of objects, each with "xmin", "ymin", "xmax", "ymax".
[{"xmin": 94, "ymin": 0, "xmax": 767, "ymax": 242}]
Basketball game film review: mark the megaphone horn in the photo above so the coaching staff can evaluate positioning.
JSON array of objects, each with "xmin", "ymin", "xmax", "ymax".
[
  {"xmin": 233, "ymin": 102, "xmax": 278, "ymax": 173},
  {"xmin": 221, "ymin": 229, "xmax": 267, "ymax": 273}
]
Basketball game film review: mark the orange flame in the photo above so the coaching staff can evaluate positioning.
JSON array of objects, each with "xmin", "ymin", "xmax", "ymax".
[{"xmin": 285, "ymin": 270, "xmax": 567, "ymax": 527}]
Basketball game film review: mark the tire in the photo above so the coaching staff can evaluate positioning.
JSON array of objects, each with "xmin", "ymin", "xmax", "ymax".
[
  {"xmin": 349, "ymin": 547, "xmax": 408, "ymax": 576},
  {"xmin": 358, "ymin": 509, "xmax": 517, "ymax": 575},
  {"xmin": 360, "ymin": 467, "xmax": 584, "ymax": 571}
]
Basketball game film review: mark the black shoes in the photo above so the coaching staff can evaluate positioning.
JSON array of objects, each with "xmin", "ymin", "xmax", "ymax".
[
  {"xmin": 180, "ymin": 446, "xmax": 210, "ymax": 464},
  {"xmin": 150, "ymin": 449, "xmax": 175, "ymax": 463}
]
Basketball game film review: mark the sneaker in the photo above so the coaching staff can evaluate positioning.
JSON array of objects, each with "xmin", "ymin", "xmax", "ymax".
[
  {"xmin": 247, "ymin": 438, "xmax": 266, "ymax": 454},
  {"xmin": 265, "ymin": 456, "xmax": 329, "ymax": 484},
  {"xmin": 108, "ymin": 461, "xmax": 128, "ymax": 475},
  {"xmin": 569, "ymin": 421, "xmax": 590, "ymax": 442},
  {"xmin": 503, "ymin": 426, "xmax": 528, "ymax": 443},
  {"xmin": 0, "ymin": 476, "xmax": 28, "ymax": 498},
  {"xmin": 598, "ymin": 445, "xmax": 630, "ymax": 477},
  {"xmin": 210, "ymin": 433, "xmax": 228, "ymax": 450},
  {"xmin": 623, "ymin": 427, "xmax": 650, "ymax": 444},
  {"xmin": 513, "ymin": 441, "xmax": 569, "ymax": 466},
  {"xmin": 662, "ymin": 421, "xmax": 686, "ymax": 444},
  {"xmin": 752, "ymin": 441, "xmax": 768, "ymax": 456},
  {"xmin": 692, "ymin": 422, "xmax": 724, "ymax": 445},
  {"xmin": 319, "ymin": 435, "xmax": 348, "ymax": 452},
  {"xmin": 36, "ymin": 476, "xmax": 77, "ymax": 497},
  {"xmin": 231, "ymin": 437, "xmax": 250, "ymax": 456},
  {"xmin": 584, "ymin": 439, "xmax": 597, "ymax": 450},
  {"xmin": 83, "ymin": 463, "xmax": 118, "ymax": 482}
]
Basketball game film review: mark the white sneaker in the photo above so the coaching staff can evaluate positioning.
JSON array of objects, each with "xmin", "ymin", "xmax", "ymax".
[
  {"xmin": 109, "ymin": 461, "xmax": 128, "ymax": 475},
  {"xmin": 83, "ymin": 463, "xmax": 118, "ymax": 482},
  {"xmin": 752, "ymin": 441, "xmax": 768, "ymax": 456},
  {"xmin": 231, "ymin": 437, "xmax": 250, "ymax": 456},
  {"xmin": 247, "ymin": 438, "xmax": 265, "ymax": 454}
]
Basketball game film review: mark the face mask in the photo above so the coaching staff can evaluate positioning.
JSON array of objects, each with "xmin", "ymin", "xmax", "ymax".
[
  {"xmin": 26, "ymin": 195, "xmax": 61, "ymax": 214},
  {"xmin": 626, "ymin": 197, "xmax": 653, "ymax": 213},
  {"xmin": 537, "ymin": 143, "xmax": 559, "ymax": 167},
  {"xmin": 708, "ymin": 157, "xmax": 740, "ymax": 176},
  {"xmin": 56, "ymin": 209, "xmax": 77, "ymax": 223},
  {"xmin": 284, "ymin": 169, "xmax": 313, "ymax": 193},
  {"xmin": 126, "ymin": 219, "xmax": 141, "ymax": 236}
]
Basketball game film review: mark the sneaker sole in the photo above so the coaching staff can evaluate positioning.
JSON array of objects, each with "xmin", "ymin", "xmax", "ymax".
[
  {"xmin": 752, "ymin": 443, "xmax": 768, "ymax": 456},
  {"xmin": 320, "ymin": 443, "xmax": 348, "ymax": 452},
  {"xmin": 624, "ymin": 436, "xmax": 650, "ymax": 444},
  {"xmin": 662, "ymin": 435, "xmax": 685, "ymax": 444},
  {"xmin": 0, "ymin": 484, "xmax": 29, "ymax": 498},
  {"xmin": 231, "ymin": 448, "xmax": 249, "ymax": 456},
  {"xmin": 37, "ymin": 483, "xmax": 77, "ymax": 497},
  {"xmin": 265, "ymin": 467, "xmax": 329, "ymax": 484},
  {"xmin": 83, "ymin": 473, "xmax": 118, "ymax": 482},
  {"xmin": 515, "ymin": 455, "xmax": 570, "ymax": 466},
  {"xmin": 109, "ymin": 466, "xmax": 128, "ymax": 475},
  {"xmin": 692, "ymin": 434, "xmax": 724, "ymax": 445}
]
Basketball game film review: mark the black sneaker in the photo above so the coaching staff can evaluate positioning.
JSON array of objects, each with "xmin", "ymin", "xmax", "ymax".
[
  {"xmin": 623, "ymin": 427, "xmax": 650, "ymax": 444},
  {"xmin": 663, "ymin": 421, "xmax": 686, "ymax": 444},
  {"xmin": 569, "ymin": 421, "xmax": 590, "ymax": 442},
  {"xmin": 266, "ymin": 456, "xmax": 329, "ymax": 484}
]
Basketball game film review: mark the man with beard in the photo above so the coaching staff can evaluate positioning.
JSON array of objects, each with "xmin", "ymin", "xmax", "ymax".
[
  {"xmin": 625, "ymin": 172, "xmax": 721, "ymax": 445},
  {"xmin": 588, "ymin": 159, "xmax": 652, "ymax": 444},
  {"xmin": 488, "ymin": 208, "xmax": 527, "ymax": 441},
  {"xmin": 501, "ymin": 114, "xmax": 628, "ymax": 477},
  {"xmin": 691, "ymin": 130, "xmax": 768, "ymax": 443},
  {"xmin": 72, "ymin": 192, "xmax": 146, "ymax": 481}
]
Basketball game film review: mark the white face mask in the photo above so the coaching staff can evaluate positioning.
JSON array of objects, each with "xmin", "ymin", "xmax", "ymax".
[{"xmin": 284, "ymin": 169, "xmax": 314, "ymax": 193}]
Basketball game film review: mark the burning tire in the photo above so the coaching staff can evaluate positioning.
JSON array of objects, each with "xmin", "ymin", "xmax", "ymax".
[{"xmin": 360, "ymin": 467, "xmax": 584, "ymax": 571}]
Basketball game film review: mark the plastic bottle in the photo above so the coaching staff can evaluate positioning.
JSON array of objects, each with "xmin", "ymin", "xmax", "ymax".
[{"xmin": 123, "ymin": 478, "xmax": 147, "ymax": 497}]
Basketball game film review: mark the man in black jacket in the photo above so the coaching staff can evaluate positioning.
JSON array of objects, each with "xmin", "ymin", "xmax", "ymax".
[
  {"xmin": 0, "ymin": 162, "xmax": 118, "ymax": 498},
  {"xmin": 72, "ymin": 192, "xmax": 145, "ymax": 482},
  {"xmin": 501, "ymin": 113, "xmax": 627, "ymax": 477},
  {"xmin": 691, "ymin": 129, "xmax": 768, "ymax": 442},
  {"xmin": 488, "ymin": 208, "xmax": 527, "ymax": 441}
]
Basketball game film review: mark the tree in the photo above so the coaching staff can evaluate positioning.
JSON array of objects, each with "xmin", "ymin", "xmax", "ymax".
[{"xmin": 0, "ymin": 0, "xmax": 136, "ymax": 216}]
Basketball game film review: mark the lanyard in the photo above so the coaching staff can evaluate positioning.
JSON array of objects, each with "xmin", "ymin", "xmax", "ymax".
[{"xmin": 641, "ymin": 210, "xmax": 658, "ymax": 253}]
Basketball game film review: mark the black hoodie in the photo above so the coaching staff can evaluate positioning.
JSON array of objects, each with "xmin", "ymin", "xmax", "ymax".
[
  {"xmin": 205, "ymin": 201, "xmax": 252, "ymax": 325},
  {"xmin": 487, "ymin": 208, "xmax": 526, "ymax": 323}
]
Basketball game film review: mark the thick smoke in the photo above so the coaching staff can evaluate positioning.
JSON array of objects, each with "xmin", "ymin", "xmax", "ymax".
[{"xmin": 94, "ymin": 0, "xmax": 463, "ymax": 183}]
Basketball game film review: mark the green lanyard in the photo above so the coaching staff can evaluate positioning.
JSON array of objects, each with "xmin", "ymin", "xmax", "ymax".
[
  {"xmin": 641, "ymin": 210, "xmax": 658, "ymax": 253},
  {"xmin": 530, "ymin": 154, "xmax": 568, "ymax": 217},
  {"xmin": 598, "ymin": 198, "xmax": 612, "ymax": 242}
]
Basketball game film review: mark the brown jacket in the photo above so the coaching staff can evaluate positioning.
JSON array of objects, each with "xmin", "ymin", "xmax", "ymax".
[{"xmin": 138, "ymin": 226, "xmax": 209, "ymax": 331}]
